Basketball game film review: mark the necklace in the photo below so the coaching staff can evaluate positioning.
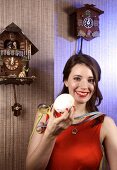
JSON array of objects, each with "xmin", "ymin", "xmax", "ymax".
[
  {"xmin": 71, "ymin": 115, "xmax": 87, "ymax": 135},
  {"xmin": 72, "ymin": 128, "xmax": 78, "ymax": 135}
]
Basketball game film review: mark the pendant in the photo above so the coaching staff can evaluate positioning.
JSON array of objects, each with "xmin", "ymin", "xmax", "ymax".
[{"xmin": 72, "ymin": 128, "xmax": 78, "ymax": 135}]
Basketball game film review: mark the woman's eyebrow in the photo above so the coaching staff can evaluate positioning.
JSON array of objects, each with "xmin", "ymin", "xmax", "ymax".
[
  {"xmin": 74, "ymin": 75, "xmax": 82, "ymax": 77},
  {"xmin": 88, "ymin": 76, "xmax": 94, "ymax": 78}
]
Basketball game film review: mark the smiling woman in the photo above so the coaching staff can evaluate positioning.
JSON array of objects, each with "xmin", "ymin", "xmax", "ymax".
[
  {"xmin": 64, "ymin": 63, "xmax": 95, "ymax": 107},
  {"xmin": 26, "ymin": 53, "xmax": 117, "ymax": 170}
]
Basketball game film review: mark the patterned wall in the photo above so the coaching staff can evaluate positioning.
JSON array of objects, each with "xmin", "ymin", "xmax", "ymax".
[{"xmin": 0, "ymin": 0, "xmax": 54, "ymax": 170}]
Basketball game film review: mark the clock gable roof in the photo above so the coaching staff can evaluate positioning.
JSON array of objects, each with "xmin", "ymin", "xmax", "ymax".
[
  {"xmin": 75, "ymin": 4, "xmax": 104, "ymax": 15},
  {"xmin": 0, "ymin": 22, "xmax": 38, "ymax": 55}
]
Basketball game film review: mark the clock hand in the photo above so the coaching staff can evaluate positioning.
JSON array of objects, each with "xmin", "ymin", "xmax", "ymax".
[{"xmin": 11, "ymin": 57, "xmax": 14, "ymax": 65}]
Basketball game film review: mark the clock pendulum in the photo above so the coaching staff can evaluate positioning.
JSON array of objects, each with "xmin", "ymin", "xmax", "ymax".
[{"xmin": 12, "ymin": 84, "xmax": 22, "ymax": 116}]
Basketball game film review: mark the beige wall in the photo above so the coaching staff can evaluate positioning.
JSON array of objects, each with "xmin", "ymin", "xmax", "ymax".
[{"xmin": 0, "ymin": 0, "xmax": 54, "ymax": 169}]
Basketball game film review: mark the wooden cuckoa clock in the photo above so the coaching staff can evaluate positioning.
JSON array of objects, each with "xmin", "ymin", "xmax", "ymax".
[
  {"xmin": 0, "ymin": 22, "xmax": 38, "ymax": 79},
  {"xmin": 0, "ymin": 22, "xmax": 39, "ymax": 116},
  {"xmin": 71, "ymin": 4, "xmax": 104, "ymax": 41}
]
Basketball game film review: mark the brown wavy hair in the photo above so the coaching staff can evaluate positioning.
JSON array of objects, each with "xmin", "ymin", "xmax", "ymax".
[{"xmin": 60, "ymin": 53, "xmax": 103, "ymax": 112}]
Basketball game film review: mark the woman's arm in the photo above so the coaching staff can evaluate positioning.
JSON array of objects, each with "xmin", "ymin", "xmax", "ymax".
[
  {"xmin": 26, "ymin": 126, "xmax": 56, "ymax": 170},
  {"xmin": 102, "ymin": 116, "xmax": 117, "ymax": 170},
  {"xmin": 26, "ymin": 107, "xmax": 73, "ymax": 170}
]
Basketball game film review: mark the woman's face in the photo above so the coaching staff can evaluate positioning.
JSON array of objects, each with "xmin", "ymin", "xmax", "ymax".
[{"xmin": 64, "ymin": 64, "xmax": 95, "ymax": 105}]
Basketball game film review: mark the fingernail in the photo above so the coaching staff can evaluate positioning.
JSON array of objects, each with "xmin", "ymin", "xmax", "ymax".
[
  {"xmin": 66, "ymin": 108, "xmax": 69, "ymax": 111},
  {"xmin": 73, "ymin": 106, "xmax": 76, "ymax": 111}
]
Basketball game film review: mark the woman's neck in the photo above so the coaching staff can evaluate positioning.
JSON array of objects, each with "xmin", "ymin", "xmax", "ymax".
[
  {"xmin": 74, "ymin": 103, "xmax": 87, "ymax": 116},
  {"xmin": 72, "ymin": 103, "xmax": 88, "ymax": 124}
]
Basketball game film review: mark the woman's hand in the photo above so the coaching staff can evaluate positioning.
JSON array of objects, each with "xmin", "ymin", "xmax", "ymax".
[{"xmin": 46, "ymin": 106, "xmax": 74, "ymax": 136}]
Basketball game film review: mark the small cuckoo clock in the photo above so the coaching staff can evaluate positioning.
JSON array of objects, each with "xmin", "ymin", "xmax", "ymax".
[
  {"xmin": 73, "ymin": 4, "xmax": 104, "ymax": 41},
  {"xmin": 0, "ymin": 22, "xmax": 38, "ymax": 83}
]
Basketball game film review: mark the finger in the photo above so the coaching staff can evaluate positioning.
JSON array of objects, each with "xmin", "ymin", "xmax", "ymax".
[
  {"xmin": 49, "ymin": 106, "xmax": 55, "ymax": 118},
  {"xmin": 50, "ymin": 106, "xmax": 62, "ymax": 118},
  {"xmin": 55, "ymin": 109, "xmax": 70, "ymax": 124},
  {"xmin": 69, "ymin": 106, "xmax": 75, "ymax": 119}
]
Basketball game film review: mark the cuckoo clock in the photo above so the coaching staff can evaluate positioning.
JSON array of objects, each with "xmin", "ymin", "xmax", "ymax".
[
  {"xmin": 0, "ymin": 22, "xmax": 38, "ymax": 82},
  {"xmin": 73, "ymin": 4, "xmax": 104, "ymax": 41},
  {"xmin": 0, "ymin": 22, "xmax": 39, "ymax": 116}
]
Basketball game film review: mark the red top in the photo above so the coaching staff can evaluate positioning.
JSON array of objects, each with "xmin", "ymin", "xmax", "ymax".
[{"xmin": 46, "ymin": 116, "xmax": 104, "ymax": 170}]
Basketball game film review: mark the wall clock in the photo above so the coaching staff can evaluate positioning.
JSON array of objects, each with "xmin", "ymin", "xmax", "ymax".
[
  {"xmin": 0, "ymin": 22, "xmax": 38, "ymax": 79},
  {"xmin": 0, "ymin": 22, "xmax": 39, "ymax": 116},
  {"xmin": 72, "ymin": 4, "xmax": 104, "ymax": 41}
]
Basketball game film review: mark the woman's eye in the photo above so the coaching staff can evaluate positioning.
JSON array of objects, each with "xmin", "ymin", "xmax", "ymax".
[
  {"xmin": 74, "ymin": 77, "xmax": 81, "ymax": 81},
  {"xmin": 88, "ymin": 79, "xmax": 94, "ymax": 84}
]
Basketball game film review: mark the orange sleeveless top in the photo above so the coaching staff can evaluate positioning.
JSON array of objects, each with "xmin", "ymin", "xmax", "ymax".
[{"xmin": 46, "ymin": 115, "xmax": 104, "ymax": 170}]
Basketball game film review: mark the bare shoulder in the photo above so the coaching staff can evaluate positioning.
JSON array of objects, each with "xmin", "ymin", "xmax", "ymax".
[
  {"xmin": 103, "ymin": 116, "xmax": 116, "ymax": 128},
  {"xmin": 101, "ymin": 115, "xmax": 117, "ymax": 141}
]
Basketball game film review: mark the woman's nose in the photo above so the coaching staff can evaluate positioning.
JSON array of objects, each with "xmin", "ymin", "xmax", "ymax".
[{"xmin": 79, "ymin": 80, "xmax": 88, "ymax": 89}]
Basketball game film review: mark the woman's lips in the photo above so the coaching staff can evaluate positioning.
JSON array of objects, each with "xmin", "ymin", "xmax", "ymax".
[{"xmin": 76, "ymin": 91, "xmax": 89, "ymax": 97}]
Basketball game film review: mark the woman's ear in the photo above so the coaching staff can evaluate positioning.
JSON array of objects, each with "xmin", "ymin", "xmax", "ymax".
[{"xmin": 64, "ymin": 80, "xmax": 68, "ymax": 87}]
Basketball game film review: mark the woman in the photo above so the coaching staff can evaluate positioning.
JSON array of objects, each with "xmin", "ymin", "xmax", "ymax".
[{"xmin": 26, "ymin": 54, "xmax": 117, "ymax": 170}]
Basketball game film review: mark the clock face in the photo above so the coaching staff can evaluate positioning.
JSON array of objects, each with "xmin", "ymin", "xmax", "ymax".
[
  {"xmin": 83, "ymin": 17, "xmax": 93, "ymax": 28},
  {"xmin": 4, "ymin": 57, "xmax": 19, "ymax": 70}
]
